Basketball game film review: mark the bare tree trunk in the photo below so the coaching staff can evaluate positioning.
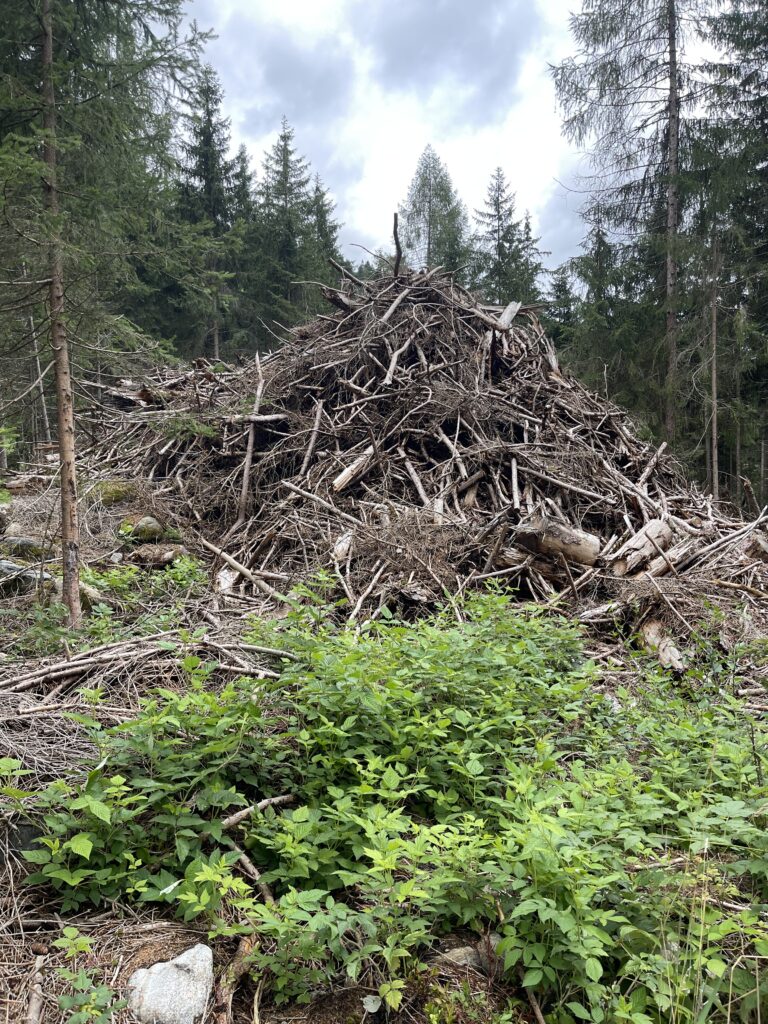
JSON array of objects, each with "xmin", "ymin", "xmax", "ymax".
[
  {"xmin": 734, "ymin": 352, "xmax": 742, "ymax": 506},
  {"xmin": 212, "ymin": 320, "xmax": 220, "ymax": 362},
  {"xmin": 664, "ymin": 0, "xmax": 680, "ymax": 443},
  {"xmin": 30, "ymin": 314, "xmax": 52, "ymax": 444},
  {"xmin": 712, "ymin": 233, "xmax": 720, "ymax": 503},
  {"xmin": 22, "ymin": 264, "xmax": 52, "ymax": 443},
  {"xmin": 42, "ymin": 0, "xmax": 81, "ymax": 626},
  {"xmin": 761, "ymin": 432, "xmax": 766, "ymax": 506}
]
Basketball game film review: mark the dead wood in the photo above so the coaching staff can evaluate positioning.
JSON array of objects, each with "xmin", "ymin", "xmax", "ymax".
[{"xmin": 77, "ymin": 268, "xmax": 768, "ymax": 653}]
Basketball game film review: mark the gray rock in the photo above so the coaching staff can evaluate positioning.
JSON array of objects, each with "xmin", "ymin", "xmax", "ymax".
[
  {"xmin": 0, "ymin": 559, "xmax": 50, "ymax": 596},
  {"xmin": 131, "ymin": 516, "xmax": 164, "ymax": 542},
  {"xmin": 126, "ymin": 944, "xmax": 213, "ymax": 1024},
  {"xmin": 436, "ymin": 945, "xmax": 483, "ymax": 970},
  {"xmin": 1, "ymin": 535, "xmax": 50, "ymax": 559},
  {"xmin": 1, "ymin": 820, "xmax": 44, "ymax": 864},
  {"xmin": 475, "ymin": 931, "xmax": 502, "ymax": 973}
]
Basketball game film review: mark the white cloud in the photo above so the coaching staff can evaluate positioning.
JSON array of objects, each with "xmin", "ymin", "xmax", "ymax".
[{"xmin": 188, "ymin": 0, "xmax": 583, "ymax": 268}]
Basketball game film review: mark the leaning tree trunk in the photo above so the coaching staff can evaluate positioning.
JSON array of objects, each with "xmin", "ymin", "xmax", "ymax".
[
  {"xmin": 664, "ymin": 0, "xmax": 680, "ymax": 443},
  {"xmin": 42, "ymin": 0, "xmax": 81, "ymax": 625}
]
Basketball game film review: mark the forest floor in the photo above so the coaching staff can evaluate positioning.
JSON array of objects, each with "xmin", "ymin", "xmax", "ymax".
[
  {"xmin": 1, "ymin": 472, "xmax": 768, "ymax": 1024},
  {"xmin": 3, "ymin": 274, "xmax": 768, "ymax": 1023}
]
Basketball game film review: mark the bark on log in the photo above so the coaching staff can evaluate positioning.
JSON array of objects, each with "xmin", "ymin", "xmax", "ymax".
[
  {"xmin": 635, "ymin": 537, "xmax": 697, "ymax": 579},
  {"xmin": 518, "ymin": 517, "xmax": 601, "ymax": 566},
  {"xmin": 745, "ymin": 532, "xmax": 768, "ymax": 564},
  {"xmin": 612, "ymin": 519, "xmax": 674, "ymax": 576}
]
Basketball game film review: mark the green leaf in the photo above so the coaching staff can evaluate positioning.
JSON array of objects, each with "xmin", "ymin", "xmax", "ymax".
[
  {"xmin": 566, "ymin": 1003, "xmax": 593, "ymax": 1021},
  {"xmin": 22, "ymin": 848, "xmax": 51, "ymax": 864},
  {"xmin": 68, "ymin": 834, "xmax": 93, "ymax": 860},
  {"xmin": 706, "ymin": 957, "xmax": 727, "ymax": 978},
  {"xmin": 585, "ymin": 957, "xmax": 603, "ymax": 982},
  {"xmin": 522, "ymin": 968, "xmax": 543, "ymax": 987},
  {"xmin": 87, "ymin": 798, "xmax": 112, "ymax": 823}
]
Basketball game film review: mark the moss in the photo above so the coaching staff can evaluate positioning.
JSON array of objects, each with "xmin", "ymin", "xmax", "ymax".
[
  {"xmin": 1, "ymin": 536, "xmax": 50, "ymax": 559},
  {"xmin": 161, "ymin": 415, "xmax": 218, "ymax": 441},
  {"xmin": 91, "ymin": 479, "xmax": 140, "ymax": 507},
  {"xmin": 118, "ymin": 514, "xmax": 165, "ymax": 542}
]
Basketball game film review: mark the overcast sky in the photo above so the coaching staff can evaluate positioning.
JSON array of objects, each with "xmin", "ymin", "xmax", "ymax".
[{"xmin": 188, "ymin": 0, "xmax": 587, "ymax": 272}]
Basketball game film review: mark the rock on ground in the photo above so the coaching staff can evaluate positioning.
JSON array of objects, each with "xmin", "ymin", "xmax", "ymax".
[{"xmin": 125, "ymin": 943, "xmax": 213, "ymax": 1024}]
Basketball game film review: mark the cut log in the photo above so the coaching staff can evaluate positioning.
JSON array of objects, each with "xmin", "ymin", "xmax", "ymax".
[
  {"xmin": 332, "ymin": 444, "xmax": 375, "ymax": 493},
  {"xmin": 636, "ymin": 537, "xmax": 698, "ymax": 579},
  {"xmin": 612, "ymin": 518, "xmax": 673, "ymax": 576},
  {"xmin": 518, "ymin": 517, "xmax": 601, "ymax": 566},
  {"xmin": 640, "ymin": 619, "xmax": 685, "ymax": 673},
  {"xmin": 744, "ymin": 532, "xmax": 768, "ymax": 564}
]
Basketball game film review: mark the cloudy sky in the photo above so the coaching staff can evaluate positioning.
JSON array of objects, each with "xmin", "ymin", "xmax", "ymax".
[{"xmin": 188, "ymin": 0, "xmax": 587, "ymax": 271}]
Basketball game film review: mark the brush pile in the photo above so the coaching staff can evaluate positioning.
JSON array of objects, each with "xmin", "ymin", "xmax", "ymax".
[{"xmin": 83, "ymin": 269, "xmax": 768, "ymax": 647}]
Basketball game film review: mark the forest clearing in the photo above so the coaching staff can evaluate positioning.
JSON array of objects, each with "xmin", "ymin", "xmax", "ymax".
[{"xmin": 1, "ymin": 1, "xmax": 768, "ymax": 1023}]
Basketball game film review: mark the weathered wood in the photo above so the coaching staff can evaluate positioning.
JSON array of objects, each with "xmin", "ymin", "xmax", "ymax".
[
  {"xmin": 612, "ymin": 518, "xmax": 674, "ymax": 576},
  {"xmin": 332, "ymin": 444, "xmax": 375, "ymax": 493},
  {"xmin": 518, "ymin": 518, "xmax": 602, "ymax": 567},
  {"xmin": 641, "ymin": 619, "xmax": 685, "ymax": 673}
]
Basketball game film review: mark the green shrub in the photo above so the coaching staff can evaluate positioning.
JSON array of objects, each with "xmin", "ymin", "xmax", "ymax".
[{"xmin": 23, "ymin": 593, "xmax": 768, "ymax": 1020}]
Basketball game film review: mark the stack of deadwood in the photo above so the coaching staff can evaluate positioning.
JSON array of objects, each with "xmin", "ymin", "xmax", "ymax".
[{"xmin": 82, "ymin": 269, "xmax": 768, "ymax": 652}]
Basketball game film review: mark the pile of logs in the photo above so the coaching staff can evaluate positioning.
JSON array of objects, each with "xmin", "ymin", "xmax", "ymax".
[{"xmin": 83, "ymin": 269, "xmax": 768, "ymax": 648}]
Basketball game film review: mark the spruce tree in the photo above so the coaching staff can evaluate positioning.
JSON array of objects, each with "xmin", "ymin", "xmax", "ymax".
[
  {"xmin": 400, "ymin": 146, "xmax": 469, "ymax": 276},
  {"xmin": 176, "ymin": 64, "xmax": 235, "ymax": 360},
  {"xmin": 258, "ymin": 118, "xmax": 312, "ymax": 325},
  {"xmin": 0, "ymin": 0, "xmax": 202, "ymax": 622},
  {"xmin": 552, "ymin": 0, "xmax": 706, "ymax": 442}
]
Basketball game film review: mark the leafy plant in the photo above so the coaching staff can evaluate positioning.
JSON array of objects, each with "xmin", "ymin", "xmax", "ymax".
[
  {"xmin": 23, "ymin": 593, "xmax": 768, "ymax": 1019},
  {"xmin": 53, "ymin": 927, "xmax": 126, "ymax": 1024}
]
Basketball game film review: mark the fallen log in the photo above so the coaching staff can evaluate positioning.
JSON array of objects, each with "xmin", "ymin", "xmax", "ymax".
[
  {"xmin": 517, "ymin": 517, "xmax": 602, "ymax": 567},
  {"xmin": 612, "ymin": 518, "xmax": 674, "ymax": 576}
]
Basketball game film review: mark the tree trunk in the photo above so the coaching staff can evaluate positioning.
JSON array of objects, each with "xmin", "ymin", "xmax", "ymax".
[
  {"xmin": 710, "ymin": 235, "xmax": 719, "ymax": 503},
  {"xmin": 664, "ymin": 0, "xmax": 680, "ymax": 443},
  {"xmin": 22, "ymin": 264, "xmax": 52, "ymax": 443},
  {"xmin": 42, "ymin": 0, "xmax": 81, "ymax": 626},
  {"xmin": 30, "ymin": 313, "xmax": 52, "ymax": 444},
  {"xmin": 735, "ymin": 362, "xmax": 742, "ymax": 506},
  {"xmin": 212, "ymin": 319, "xmax": 220, "ymax": 361}
]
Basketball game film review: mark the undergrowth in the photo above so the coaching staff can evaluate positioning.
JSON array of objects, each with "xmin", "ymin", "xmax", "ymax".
[
  {"xmin": 12, "ymin": 592, "xmax": 768, "ymax": 1021},
  {"xmin": 3, "ymin": 557, "xmax": 205, "ymax": 657}
]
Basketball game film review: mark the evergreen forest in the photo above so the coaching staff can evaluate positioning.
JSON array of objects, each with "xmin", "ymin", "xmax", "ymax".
[{"xmin": 2, "ymin": 3, "xmax": 768, "ymax": 1024}]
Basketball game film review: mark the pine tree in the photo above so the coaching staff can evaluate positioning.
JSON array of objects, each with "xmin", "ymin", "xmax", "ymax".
[
  {"xmin": 176, "ymin": 64, "xmax": 235, "ymax": 360},
  {"xmin": 180, "ymin": 65, "xmax": 233, "ymax": 230},
  {"xmin": 552, "ymin": 0, "xmax": 706, "ymax": 442},
  {"xmin": 400, "ymin": 146, "xmax": 469, "ymax": 276},
  {"xmin": 546, "ymin": 266, "xmax": 579, "ymax": 349},
  {"xmin": 231, "ymin": 145, "xmax": 255, "ymax": 223},
  {"xmin": 257, "ymin": 118, "xmax": 312, "ymax": 326},
  {"xmin": 0, "ymin": 0, "xmax": 202, "ymax": 621}
]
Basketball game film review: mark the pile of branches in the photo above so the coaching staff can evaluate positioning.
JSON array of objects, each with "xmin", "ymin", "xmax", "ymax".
[{"xmin": 83, "ymin": 269, "xmax": 768, "ymax": 646}]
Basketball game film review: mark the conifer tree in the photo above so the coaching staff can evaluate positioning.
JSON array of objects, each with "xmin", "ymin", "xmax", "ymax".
[
  {"xmin": 400, "ymin": 146, "xmax": 469, "ymax": 276},
  {"xmin": 552, "ymin": 0, "xmax": 705, "ymax": 442},
  {"xmin": 0, "ymin": 0, "xmax": 202, "ymax": 622},
  {"xmin": 546, "ymin": 266, "xmax": 579, "ymax": 349},
  {"xmin": 177, "ymin": 64, "xmax": 234, "ymax": 360},
  {"xmin": 258, "ymin": 118, "xmax": 312, "ymax": 324}
]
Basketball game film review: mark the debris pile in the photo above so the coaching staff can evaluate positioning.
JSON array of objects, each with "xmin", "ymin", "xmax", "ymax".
[{"xmin": 83, "ymin": 269, "xmax": 768, "ymax": 642}]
